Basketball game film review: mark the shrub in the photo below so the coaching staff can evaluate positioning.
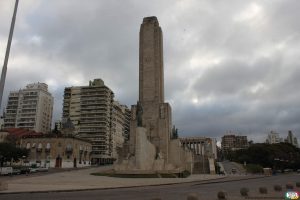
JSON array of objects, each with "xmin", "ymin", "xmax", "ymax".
[
  {"xmin": 178, "ymin": 170, "xmax": 191, "ymax": 178},
  {"xmin": 240, "ymin": 187, "xmax": 249, "ymax": 196},
  {"xmin": 274, "ymin": 185, "xmax": 282, "ymax": 191},
  {"xmin": 245, "ymin": 164, "xmax": 263, "ymax": 174},
  {"xmin": 259, "ymin": 187, "xmax": 268, "ymax": 194}
]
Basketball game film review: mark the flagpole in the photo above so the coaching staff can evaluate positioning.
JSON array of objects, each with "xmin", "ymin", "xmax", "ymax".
[{"xmin": 0, "ymin": 0, "xmax": 19, "ymax": 110}]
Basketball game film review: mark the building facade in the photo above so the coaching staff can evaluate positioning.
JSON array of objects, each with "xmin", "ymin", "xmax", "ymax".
[
  {"xmin": 4, "ymin": 83, "xmax": 53, "ymax": 134},
  {"xmin": 286, "ymin": 130, "xmax": 298, "ymax": 147},
  {"xmin": 20, "ymin": 136, "xmax": 92, "ymax": 168},
  {"xmin": 62, "ymin": 79, "xmax": 130, "ymax": 165},
  {"xmin": 266, "ymin": 131, "xmax": 282, "ymax": 144},
  {"xmin": 221, "ymin": 134, "xmax": 249, "ymax": 151},
  {"xmin": 123, "ymin": 107, "xmax": 131, "ymax": 142}
]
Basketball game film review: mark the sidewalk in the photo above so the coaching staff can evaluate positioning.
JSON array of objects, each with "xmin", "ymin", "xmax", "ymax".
[{"xmin": 0, "ymin": 166, "xmax": 226, "ymax": 193}]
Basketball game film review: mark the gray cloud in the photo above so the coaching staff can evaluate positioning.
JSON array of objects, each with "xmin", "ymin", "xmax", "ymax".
[{"xmin": 1, "ymin": 0, "xmax": 300, "ymax": 142}]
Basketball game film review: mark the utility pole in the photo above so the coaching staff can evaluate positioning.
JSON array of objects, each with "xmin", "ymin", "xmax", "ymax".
[{"xmin": 0, "ymin": 0, "xmax": 19, "ymax": 110}]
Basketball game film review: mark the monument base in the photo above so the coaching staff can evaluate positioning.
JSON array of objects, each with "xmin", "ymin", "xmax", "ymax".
[
  {"xmin": 114, "ymin": 127, "xmax": 168, "ymax": 172},
  {"xmin": 114, "ymin": 127, "xmax": 193, "ymax": 174}
]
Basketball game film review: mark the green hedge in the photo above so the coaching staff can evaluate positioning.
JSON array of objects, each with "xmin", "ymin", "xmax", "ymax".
[{"xmin": 245, "ymin": 164, "xmax": 263, "ymax": 174}]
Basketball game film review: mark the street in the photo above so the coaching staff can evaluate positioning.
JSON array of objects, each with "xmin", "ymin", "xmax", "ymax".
[{"xmin": 1, "ymin": 174, "xmax": 299, "ymax": 200}]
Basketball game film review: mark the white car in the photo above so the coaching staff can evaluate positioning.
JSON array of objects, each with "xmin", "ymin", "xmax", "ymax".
[
  {"xmin": 29, "ymin": 168, "xmax": 38, "ymax": 173},
  {"xmin": 0, "ymin": 167, "xmax": 13, "ymax": 175},
  {"xmin": 36, "ymin": 167, "xmax": 49, "ymax": 172}
]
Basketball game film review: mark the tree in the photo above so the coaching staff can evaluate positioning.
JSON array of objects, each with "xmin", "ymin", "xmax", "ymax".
[
  {"xmin": 226, "ymin": 143, "xmax": 300, "ymax": 170},
  {"xmin": 171, "ymin": 125, "xmax": 178, "ymax": 139},
  {"xmin": 0, "ymin": 143, "xmax": 29, "ymax": 166}
]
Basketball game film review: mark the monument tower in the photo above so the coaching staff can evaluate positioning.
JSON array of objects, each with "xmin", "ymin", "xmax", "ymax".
[
  {"xmin": 115, "ymin": 17, "xmax": 192, "ymax": 172},
  {"xmin": 130, "ymin": 16, "xmax": 172, "ymax": 163}
]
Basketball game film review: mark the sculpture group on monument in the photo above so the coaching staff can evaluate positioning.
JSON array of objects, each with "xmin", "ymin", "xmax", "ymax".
[{"xmin": 114, "ymin": 16, "xmax": 193, "ymax": 174}]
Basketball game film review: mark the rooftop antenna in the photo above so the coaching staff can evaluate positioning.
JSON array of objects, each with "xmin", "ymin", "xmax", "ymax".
[{"xmin": 0, "ymin": 0, "xmax": 19, "ymax": 110}]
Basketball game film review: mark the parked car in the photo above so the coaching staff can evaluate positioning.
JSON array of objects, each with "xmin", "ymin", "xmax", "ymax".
[
  {"xmin": 29, "ymin": 168, "xmax": 38, "ymax": 173},
  {"xmin": 0, "ymin": 167, "xmax": 13, "ymax": 175},
  {"xmin": 36, "ymin": 167, "xmax": 49, "ymax": 172},
  {"xmin": 20, "ymin": 167, "xmax": 30, "ymax": 174},
  {"xmin": 284, "ymin": 169, "xmax": 293, "ymax": 173},
  {"xmin": 12, "ymin": 168, "xmax": 21, "ymax": 175}
]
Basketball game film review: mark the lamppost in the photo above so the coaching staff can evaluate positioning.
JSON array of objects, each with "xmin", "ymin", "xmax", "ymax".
[
  {"xmin": 0, "ymin": 155, "xmax": 2, "ymax": 174},
  {"xmin": 201, "ymin": 141, "xmax": 205, "ymax": 174},
  {"xmin": 22, "ymin": 156, "xmax": 26, "ymax": 166},
  {"xmin": 0, "ymin": 155, "xmax": 3, "ymax": 168},
  {"xmin": 0, "ymin": 0, "xmax": 19, "ymax": 109},
  {"xmin": 46, "ymin": 156, "xmax": 50, "ymax": 168}
]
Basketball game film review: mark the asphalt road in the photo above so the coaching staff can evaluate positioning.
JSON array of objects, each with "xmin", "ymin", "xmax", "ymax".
[
  {"xmin": 221, "ymin": 160, "xmax": 246, "ymax": 175},
  {"xmin": 1, "ymin": 174, "xmax": 299, "ymax": 200}
]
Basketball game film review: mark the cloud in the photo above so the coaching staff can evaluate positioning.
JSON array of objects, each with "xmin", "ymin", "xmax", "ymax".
[{"xmin": 0, "ymin": 0, "xmax": 300, "ymax": 143}]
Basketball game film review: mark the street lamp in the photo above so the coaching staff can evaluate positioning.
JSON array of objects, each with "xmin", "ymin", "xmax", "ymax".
[
  {"xmin": 0, "ymin": 155, "xmax": 2, "ymax": 175},
  {"xmin": 0, "ymin": 155, "xmax": 3, "ymax": 168},
  {"xmin": 201, "ymin": 141, "xmax": 205, "ymax": 174},
  {"xmin": 22, "ymin": 156, "xmax": 26, "ymax": 166}
]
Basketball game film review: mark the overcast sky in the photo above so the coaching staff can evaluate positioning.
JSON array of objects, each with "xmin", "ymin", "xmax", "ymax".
[{"xmin": 1, "ymin": 0, "xmax": 299, "ymax": 142}]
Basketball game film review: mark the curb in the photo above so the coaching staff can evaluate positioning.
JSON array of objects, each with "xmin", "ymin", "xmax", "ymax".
[{"xmin": 0, "ymin": 175, "xmax": 267, "ymax": 195}]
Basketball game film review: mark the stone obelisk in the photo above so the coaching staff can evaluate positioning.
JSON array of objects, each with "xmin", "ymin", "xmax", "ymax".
[
  {"xmin": 0, "ymin": 0, "xmax": 19, "ymax": 110},
  {"xmin": 115, "ymin": 16, "xmax": 193, "ymax": 173},
  {"xmin": 130, "ymin": 16, "xmax": 172, "ymax": 163}
]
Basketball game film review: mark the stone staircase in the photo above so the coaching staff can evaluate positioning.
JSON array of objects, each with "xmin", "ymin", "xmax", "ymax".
[
  {"xmin": 193, "ymin": 155, "xmax": 210, "ymax": 174},
  {"xmin": 232, "ymin": 162, "xmax": 247, "ymax": 174}
]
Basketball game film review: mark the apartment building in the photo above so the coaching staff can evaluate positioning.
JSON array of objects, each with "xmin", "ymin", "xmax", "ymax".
[
  {"xmin": 4, "ymin": 83, "xmax": 53, "ymax": 134},
  {"xmin": 123, "ymin": 106, "xmax": 131, "ymax": 141},
  {"xmin": 62, "ymin": 79, "xmax": 130, "ymax": 165},
  {"xmin": 221, "ymin": 134, "xmax": 249, "ymax": 151},
  {"xmin": 266, "ymin": 131, "xmax": 282, "ymax": 144},
  {"xmin": 286, "ymin": 130, "xmax": 298, "ymax": 148},
  {"xmin": 111, "ymin": 102, "xmax": 130, "ymax": 159}
]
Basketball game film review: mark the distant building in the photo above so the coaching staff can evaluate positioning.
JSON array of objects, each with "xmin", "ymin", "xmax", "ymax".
[
  {"xmin": 111, "ymin": 101, "xmax": 130, "ymax": 159},
  {"xmin": 54, "ymin": 121, "xmax": 63, "ymax": 132},
  {"xmin": 266, "ymin": 131, "xmax": 283, "ymax": 144},
  {"xmin": 3, "ymin": 83, "xmax": 53, "ymax": 134},
  {"xmin": 0, "ymin": 116, "xmax": 4, "ymax": 130},
  {"xmin": 1, "ymin": 128, "xmax": 92, "ymax": 168},
  {"xmin": 123, "ymin": 107, "xmax": 131, "ymax": 142},
  {"xmin": 0, "ymin": 131, "xmax": 8, "ymax": 142},
  {"xmin": 221, "ymin": 134, "xmax": 249, "ymax": 151},
  {"xmin": 286, "ymin": 130, "xmax": 298, "ymax": 148},
  {"xmin": 62, "ymin": 79, "xmax": 130, "ymax": 165}
]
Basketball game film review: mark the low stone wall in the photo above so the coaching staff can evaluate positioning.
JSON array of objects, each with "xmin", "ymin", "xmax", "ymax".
[{"xmin": 169, "ymin": 139, "xmax": 193, "ymax": 172}]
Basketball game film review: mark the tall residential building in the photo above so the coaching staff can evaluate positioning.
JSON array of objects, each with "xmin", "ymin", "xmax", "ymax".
[
  {"xmin": 221, "ymin": 134, "xmax": 249, "ymax": 151},
  {"xmin": 286, "ymin": 130, "xmax": 298, "ymax": 148},
  {"xmin": 123, "ymin": 106, "xmax": 131, "ymax": 141},
  {"xmin": 4, "ymin": 83, "xmax": 53, "ymax": 133},
  {"xmin": 111, "ymin": 102, "xmax": 129, "ymax": 159},
  {"xmin": 266, "ymin": 131, "xmax": 282, "ymax": 144},
  {"xmin": 62, "ymin": 79, "xmax": 130, "ymax": 164}
]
